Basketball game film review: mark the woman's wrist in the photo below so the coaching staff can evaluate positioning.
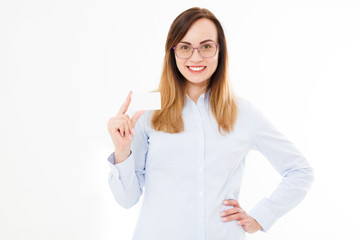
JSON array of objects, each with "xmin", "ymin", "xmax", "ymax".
[{"xmin": 114, "ymin": 149, "xmax": 131, "ymax": 164}]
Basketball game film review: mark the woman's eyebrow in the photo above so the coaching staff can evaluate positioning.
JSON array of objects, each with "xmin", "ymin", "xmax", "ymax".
[{"xmin": 179, "ymin": 39, "xmax": 215, "ymax": 45}]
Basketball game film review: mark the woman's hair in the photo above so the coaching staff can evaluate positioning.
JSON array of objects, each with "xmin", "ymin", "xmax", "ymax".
[{"xmin": 151, "ymin": 7, "xmax": 238, "ymax": 135}]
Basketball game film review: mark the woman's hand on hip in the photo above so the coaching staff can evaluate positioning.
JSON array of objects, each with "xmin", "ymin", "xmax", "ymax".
[{"xmin": 220, "ymin": 199, "xmax": 262, "ymax": 234}]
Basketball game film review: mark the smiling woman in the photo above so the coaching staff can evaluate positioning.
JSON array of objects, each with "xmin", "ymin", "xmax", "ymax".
[
  {"xmin": 175, "ymin": 23, "xmax": 217, "ymax": 69},
  {"xmin": 174, "ymin": 19, "xmax": 219, "ymax": 87},
  {"xmin": 106, "ymin": 7, "xmax": 314, "ymax": 240},
  {"xmin": 152, "ymin": 8, "xmax": 238, "ymax": 135}
]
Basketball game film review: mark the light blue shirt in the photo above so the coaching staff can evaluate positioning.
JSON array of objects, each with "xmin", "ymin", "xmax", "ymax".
[{"xmin": 107, "ymin": 91, "xmax": 314, "ymax": 240}]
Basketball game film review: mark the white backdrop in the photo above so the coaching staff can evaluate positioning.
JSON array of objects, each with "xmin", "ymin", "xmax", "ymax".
[{"xmin": 1, "ymin": 0, "xmax": 359, "ymax": 239}]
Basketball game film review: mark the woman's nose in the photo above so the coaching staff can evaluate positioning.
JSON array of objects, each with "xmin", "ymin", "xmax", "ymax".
[{"xmin": 189, "ymin": 48, "xmax": 203, "ymax": 62}]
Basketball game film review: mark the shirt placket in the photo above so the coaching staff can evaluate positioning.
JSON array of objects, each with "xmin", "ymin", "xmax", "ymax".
[{"xmin": 191, "ymin": 97, "xmax": 206, "ymax": 240}]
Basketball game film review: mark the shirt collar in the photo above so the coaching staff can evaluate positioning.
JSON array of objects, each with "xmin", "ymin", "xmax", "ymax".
[{"xmin": 185, "ymin": 88, "xmax": 211, "ymax": 104}]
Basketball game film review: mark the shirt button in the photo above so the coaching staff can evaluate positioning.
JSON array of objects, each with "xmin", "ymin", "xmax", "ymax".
[
  {"xmin": 199, "ymin": 167, "xmax": 203, "ymax": 172},
  {"xmin": 199, "ymin": 192, "xmax": 203, "ymax": 196},
  {"xmin": 200, "ymin": 218, "xmax": 204, "ymax": 222}
]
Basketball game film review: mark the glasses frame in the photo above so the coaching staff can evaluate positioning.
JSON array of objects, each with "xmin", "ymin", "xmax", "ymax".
[{"xmin": 172, "ymin": 42, "xmax": 219, "ymax": 59}]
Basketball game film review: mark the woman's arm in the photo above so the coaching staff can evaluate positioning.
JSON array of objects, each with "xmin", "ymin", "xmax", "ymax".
[
  {"xmin": 247, "ymin": 102, "xmax": 315, "ymax": 232},
  {"xmin": 107, "ymin": 111, "xmax": 149, "ymax": 209}
]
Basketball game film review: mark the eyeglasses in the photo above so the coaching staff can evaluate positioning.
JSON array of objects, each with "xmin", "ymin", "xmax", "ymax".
[{"xmin": 173, "ymin": 42, "xmax": 219, "ymax": 59}]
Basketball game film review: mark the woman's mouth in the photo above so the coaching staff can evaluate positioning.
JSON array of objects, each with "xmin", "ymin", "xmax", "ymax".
[{"xmin": 187, "ymin": 66, "xmax": 206, "ymax": 73}]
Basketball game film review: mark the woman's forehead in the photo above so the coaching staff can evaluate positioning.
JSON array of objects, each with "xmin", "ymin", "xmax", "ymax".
[{"xmin": 180, "ymin": 18, "xmax": 217, "ymax": 45}]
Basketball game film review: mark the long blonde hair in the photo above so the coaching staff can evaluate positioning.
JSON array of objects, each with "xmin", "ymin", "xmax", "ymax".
[{"xmin": 152, "ymin": 7, "xmax": 238, "ymax": 135}]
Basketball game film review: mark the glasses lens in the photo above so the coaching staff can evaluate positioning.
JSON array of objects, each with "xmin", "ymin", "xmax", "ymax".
[
  {"xmin": 175, "ymin": 44, "xmax": 192, "ymax": 58},
  {"xmin": 174, "ymin": 43, "xmax": 218, "ymax": 58},
  {"xmin": 199, "ymin": 43, "xmax": 217, "ymax": 57}
]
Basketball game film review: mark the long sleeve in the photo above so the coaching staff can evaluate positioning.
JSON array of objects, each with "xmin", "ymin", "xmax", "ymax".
[
  {"xmin": 105, "ymin": 93, "xmax": 315, "ymax": 239},
  {"xmin": 247, "ymin": 102, "xmax": 315, "ymax": 232},
  {"xmin": 107, "ymin": 112, "xmax": 149, "ymax": 209}
]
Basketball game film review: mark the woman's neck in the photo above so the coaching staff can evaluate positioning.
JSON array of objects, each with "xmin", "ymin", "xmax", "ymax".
[{"xmin": 186, "ymin": 83, "xmax": 208, "ymax": 104}]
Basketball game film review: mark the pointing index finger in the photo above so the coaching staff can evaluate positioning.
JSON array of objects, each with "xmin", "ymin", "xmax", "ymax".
[{"xmin": 117, "ymin": 91, "xmax": 132, "ymax": 116}]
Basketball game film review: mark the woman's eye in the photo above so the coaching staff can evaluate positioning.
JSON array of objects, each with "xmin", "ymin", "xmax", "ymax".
[
  {"xmin": 180, "ymin": 45, "xmax": 190, "ymax": 50},
  {"xmin": 202, "ymin": 44, "xmax": 212, "ymax": 49}
]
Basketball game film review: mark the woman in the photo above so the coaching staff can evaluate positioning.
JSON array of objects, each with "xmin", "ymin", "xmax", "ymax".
[{"xmin": 106, "ymin": 7, "xmax": 314, "ymax": 240}]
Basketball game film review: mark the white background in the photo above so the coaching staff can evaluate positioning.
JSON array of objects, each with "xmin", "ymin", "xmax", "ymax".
[{"xmin": 1, "ymin": 0, "xmax": 359, "ymax": 239}]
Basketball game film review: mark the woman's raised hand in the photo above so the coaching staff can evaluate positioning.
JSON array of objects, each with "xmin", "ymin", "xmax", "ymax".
[{"xmin": 107, "ymin": 91, "xmax": 145, "ymax": 163}]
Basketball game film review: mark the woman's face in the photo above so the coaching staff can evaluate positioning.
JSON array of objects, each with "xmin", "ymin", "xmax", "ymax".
[{"xmin": 174, "ymin": 18, "xmax": 219, "ymax": 88}]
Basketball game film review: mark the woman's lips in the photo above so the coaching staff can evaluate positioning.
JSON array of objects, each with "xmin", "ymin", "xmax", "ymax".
[{"xmin": 187, "ymin": 66, "xmax": 206, "ymax": 73}]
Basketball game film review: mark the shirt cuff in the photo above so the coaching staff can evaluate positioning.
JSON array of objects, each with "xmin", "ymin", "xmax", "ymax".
[
  {"xmin": 248, "ymin": 198, "xmax": 278, "ymax": 232},
  {"xmin": 107, "ymin": 151, "xmax": 135, "ymax": 178}
]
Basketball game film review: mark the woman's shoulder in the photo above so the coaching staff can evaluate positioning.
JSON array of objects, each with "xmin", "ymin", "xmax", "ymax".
[
  {"xmin": 137, "ymin": 110, "xmax": 155, "ymax": 131},
  {"xmin": 234, "ymin": 95, "xmax": 253, "ymax": 113}
]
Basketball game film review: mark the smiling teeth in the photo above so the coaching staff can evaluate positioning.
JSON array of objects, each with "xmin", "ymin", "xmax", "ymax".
[{"xmin": 189, "ymin": 66, "xmax": 205, "ymax": 71}]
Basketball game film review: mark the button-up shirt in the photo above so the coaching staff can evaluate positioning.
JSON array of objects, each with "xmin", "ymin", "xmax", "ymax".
[{"xmin": 107, "ymin": 91, "xmax": 314, "ymax": 240}]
